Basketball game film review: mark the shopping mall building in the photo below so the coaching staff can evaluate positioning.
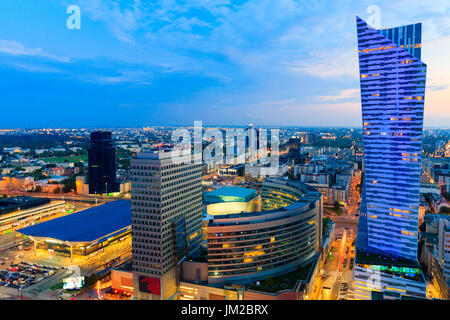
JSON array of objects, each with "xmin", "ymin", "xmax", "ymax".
[
  {"xmin": 203, "ymin": 179, "xmax": 322, "ymax": 285},
  {"xmin": 118, "ymin": 178, "xmax": 324, "ymax": 300}
]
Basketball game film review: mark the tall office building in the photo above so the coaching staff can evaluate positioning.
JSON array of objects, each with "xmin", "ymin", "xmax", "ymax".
[
  {"xmin": 245, "ymin": 123, "xmax": 260, "ymax": 163},
  {"xmin": 353, "ymin": 16, "xmax": 427, "ymax": 300},
  {"xmin": 131, "ymin": 150, "xmax": 203, "ymax": 300},
  {"xmin": 88, "ymin": 131, "xmax": 119, "ymax": 194}
]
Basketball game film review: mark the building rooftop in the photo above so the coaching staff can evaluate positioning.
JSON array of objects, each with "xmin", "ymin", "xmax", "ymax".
[
  {"xmin": 114, "ymin": 260, "xmax": 132, "ymax": 272},
  {"xmin": 424, "ymin": 213, "xmax": 450, "ymax": 224},
  {"xmin": 0, "ymin": 196, "xmax": 50, "ymax": 216},
  {"xmin": 204, "ymin": 187, "xmax": 257, "ymax": 203},
  {"xmin": 247, "ymin": 261, "xmax": 314, "ymax": 294},
  {"xmin": 17, "ymin": 200, "xmax": 131, "ymax": 243}
]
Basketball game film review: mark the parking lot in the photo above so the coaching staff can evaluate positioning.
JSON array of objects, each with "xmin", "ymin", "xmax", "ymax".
[{"xmin": 0, "ymin": 260, "xmax": 59, "ymax": 290}]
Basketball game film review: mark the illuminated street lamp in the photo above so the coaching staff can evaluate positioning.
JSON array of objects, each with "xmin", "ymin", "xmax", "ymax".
[{"xmin": 97, "ymin": 280, "xmax": 101, "ymax": 300}]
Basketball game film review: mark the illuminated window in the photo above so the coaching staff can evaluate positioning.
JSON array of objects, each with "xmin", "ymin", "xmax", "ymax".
[
  {"xmin": 358, "ymin": 46, "xmax": 395, "ymax": 54},
  {"xmin": 189, "ymin": 232, "xmax": 199, "ymax": 240}
]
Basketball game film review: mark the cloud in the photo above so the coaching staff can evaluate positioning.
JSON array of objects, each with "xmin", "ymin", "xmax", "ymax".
[
  {"xmin": 94, "ymin": 70, "xmax": 153, "ymax": 85},
  {"xmin": 316, "ymin": 89, "xmax": 360, "ymax": 102},
  {"xmin": 6, "ymin": 63, "xmax": 64, "ymax": 74},
  {"xmin": 1, "ymin": 0, "xmax": 449, "ymax": 127},
  {"xmin": 0, "ymin": 39, "xmax": 69, "ymax": 62},
  {"xmin": 286, "ymin": 48, "xmax": 359, "ymax": 79},
  {"xmin": 78, "ymin": 0, "xmax": 145, "ymax": 44},
  {"xmin": 427, "ymin": 84, "xmax": 448, "ymax": 91}
]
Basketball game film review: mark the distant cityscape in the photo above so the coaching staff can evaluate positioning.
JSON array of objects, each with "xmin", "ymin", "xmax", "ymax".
[{"xmin": 0, "ymin": 117, "xmax": 448, "ymax": 300}]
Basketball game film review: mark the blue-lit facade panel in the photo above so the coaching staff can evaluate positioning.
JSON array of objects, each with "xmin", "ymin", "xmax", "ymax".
[
  {"xmin": 356, "ymin": 16, "xmax": 426, "ymax": 261},
  {"xmin": 379, "ymin": 23, "xmax": 422, "ymax": 60}
]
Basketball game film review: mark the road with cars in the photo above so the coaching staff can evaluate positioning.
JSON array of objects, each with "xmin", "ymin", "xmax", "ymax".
[{"xmin": 318, "ymin": 224, "xmax": 357, "ymax": 300}]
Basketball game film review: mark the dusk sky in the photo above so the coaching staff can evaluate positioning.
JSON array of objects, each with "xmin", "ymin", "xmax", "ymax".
[{"xmin": 0, "ymin": 0, "xmax": 449, "ymax": 128}]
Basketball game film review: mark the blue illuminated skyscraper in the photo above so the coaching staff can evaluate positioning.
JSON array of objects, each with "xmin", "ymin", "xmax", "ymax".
[{"xmin": 353, "ymin": 16, "xmax": 427, "ymax": 300}]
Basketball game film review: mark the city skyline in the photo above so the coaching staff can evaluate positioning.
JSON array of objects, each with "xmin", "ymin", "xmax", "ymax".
[{"xmin": 0, "ymin": 1, "xmax": 449, "ymax": 128}]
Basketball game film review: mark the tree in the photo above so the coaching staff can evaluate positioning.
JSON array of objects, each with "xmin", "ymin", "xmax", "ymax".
[
  {"xmin": 440, "ymin": 206, "xmax": 450, "ymax": 214},
  {"xmin": 53, "ymin": 187, "xmax": 61, "ymax": 194},
  {"xmin": 118, "ymin": 158, "xmax": 130, "ymax": 169},
  {"xmin": 419, "ymin": 222, "xmax": 426, "ymax": 232},
  {"xmin": 323, "ymin": 217, "xmax": 333, "ymax": 237},
  {"xmin": 264, "ymin": 277, "xmax": 275, "ymax": 288},
  {"xmin": 74, "ymin": 161, "xmax": 86, "ymax": 175},
  {"xmin": 443, "ymin": 192, "xmax": 450, "ymax": 202},
  {"xmin": 26, "ymin": 168, "xmax": 46, "ymax": 181},
  {"xmin": 334, "ymin": 201, "xmax": 340, "ymax": 210},
  {"xmin": 35, "ymin": 186, "xmax": 43, "ymax": 193},
  {"xmin": 62, "ymin": 177, "xmax": 76, "ymax": 193}
]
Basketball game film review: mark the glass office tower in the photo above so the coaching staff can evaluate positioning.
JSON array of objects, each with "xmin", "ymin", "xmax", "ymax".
[
  {"xmin": 88, "ymin": 131, "xmax": 119, "ymax": 194},
  {"xmin": 353, "ymin": 16, "xmax": 427, "ymax": 300}
]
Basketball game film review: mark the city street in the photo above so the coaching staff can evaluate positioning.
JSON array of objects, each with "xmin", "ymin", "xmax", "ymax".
[
  {"xmin": 345, "ymin": 170, "xmax": 362, "ymax": 216},
  {"xmin": 318, "ymin": 224, "xmax": 357, "ymax": 300}
]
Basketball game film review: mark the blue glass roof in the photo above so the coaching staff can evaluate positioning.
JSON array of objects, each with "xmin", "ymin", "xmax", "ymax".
[{"xmin": 17, "ymin": 200, "xmax": 131, "ymax": 243}]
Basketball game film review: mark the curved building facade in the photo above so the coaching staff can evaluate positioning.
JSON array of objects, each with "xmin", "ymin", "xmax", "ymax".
[{"xmin": 206, "ymin": 178, "xmax": 322, "ymax": 284}]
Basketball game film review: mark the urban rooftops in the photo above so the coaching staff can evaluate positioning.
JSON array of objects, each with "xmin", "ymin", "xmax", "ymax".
[{"xmin": 0, "ymin": 196, "xmax": 50, "ymax": 216}]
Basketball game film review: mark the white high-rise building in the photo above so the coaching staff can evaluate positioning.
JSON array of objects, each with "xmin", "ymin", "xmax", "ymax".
[
  {"xmin": 131, "ymin": 150, "xmax": 203, "ymax": 300},
  {"xmin": 438, "ymin": 219, "xmax": 450, "ymax": 280}
]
